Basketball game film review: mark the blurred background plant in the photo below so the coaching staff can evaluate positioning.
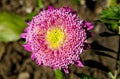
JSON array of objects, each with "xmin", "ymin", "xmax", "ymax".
[
  {"xmin": 0, "ymin": 12, "xmax": 26, "ymax": 42},
  {"xmin": 100, "ymin": 5, "xmax": 120, "ymax": 34},
  {"xmin": 99, "ymin": 0, "xmax": 120, "ymax": 78}
]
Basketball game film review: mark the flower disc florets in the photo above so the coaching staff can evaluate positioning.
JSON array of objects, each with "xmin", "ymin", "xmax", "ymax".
[{"xmin": 21, "ymin": 6, "xmax": 94, "ymax": 73}]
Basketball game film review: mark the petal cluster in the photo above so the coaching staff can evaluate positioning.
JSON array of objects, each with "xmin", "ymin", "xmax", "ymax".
[{"xmin": 21, "ymin": 6, "xmax": 94, "ymax": 73}]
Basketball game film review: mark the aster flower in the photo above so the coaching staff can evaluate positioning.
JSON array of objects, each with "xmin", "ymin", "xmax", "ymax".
[{"xmin": 21, "ymin": 6, "xmax": 94, "ymax": 73}]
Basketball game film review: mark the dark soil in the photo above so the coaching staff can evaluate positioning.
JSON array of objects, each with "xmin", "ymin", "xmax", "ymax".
[{"xmin": 0, "ymin": 0, "xmax": 119, "ymax": 79}]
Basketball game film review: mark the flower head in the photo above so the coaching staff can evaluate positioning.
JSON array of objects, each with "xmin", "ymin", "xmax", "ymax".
[{"xmin": 21, "ymin": 6, "xmax": 94, "ymax": 73}]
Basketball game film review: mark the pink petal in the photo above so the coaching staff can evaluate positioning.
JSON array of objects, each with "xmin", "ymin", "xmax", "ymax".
[
  {"xmin": 85, "ymin": 22, "xmax": 94, "ymax": 30},
  {"xmin": 63, "ymin": 68, "xmax": 69, "ymax": 74},
  {"xmin": 36, "ymin": 59, "xmax": 42, "ymax": 66},
  {"xmin": 24, "ymin": 27, "xmax": 29, "ymax": 32},
  {"xmin": 31, "ymin": 54, "xmax": 35, "ymax": 60},
  {"xmin": 48, "ymin": 6, "xmax": 54, "ymax": 11},
  {"xmin": 75, "ymin": 60, "xmax": 84, "ymax": 67},
  {"xmin": 20, "ymin": 33, "xmax": 27, "ymax": 38},
  {"xmin": 23, "ymin": 44, "xmax": 32, "ymax": 52}
]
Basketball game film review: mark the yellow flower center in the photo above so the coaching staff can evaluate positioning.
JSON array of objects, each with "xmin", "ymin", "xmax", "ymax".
[{"xmin": 46, "ymin": 27, "xmax": 65, "ymax": 50}]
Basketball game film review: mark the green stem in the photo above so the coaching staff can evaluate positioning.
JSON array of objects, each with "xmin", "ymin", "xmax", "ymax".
[
  {"xmin": 114, "ymin": 35, "xmax": 120, "ymax": 79},
  {"xmin": 54, "ymin": 69, "xmax": 66, "ymax": 79},
  {"xmin": 118, "ymin": 26, "xmax": 120, "ymax": 35}
]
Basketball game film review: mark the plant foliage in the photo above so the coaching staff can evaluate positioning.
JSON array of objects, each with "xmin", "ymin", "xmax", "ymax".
[
  {"xmin": 0, "ymin": 12, "xmax": 26, "ymax": 42},
  {"xmin": 100, "ymin": 5, "xmax": 120, "ymax": 34}
]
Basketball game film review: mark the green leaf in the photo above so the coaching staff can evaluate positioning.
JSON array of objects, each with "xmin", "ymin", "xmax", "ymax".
[
  {"xmin": 106, "ymin": 23, "xmax": 119, "ymax": 34},
  {"xmin": 108, "ymin": 72, "xmax": 114, "ymax": 79},
  {"xmin": 77, "ymin": 73, "xmax": 97, "ymax": 79},
  {"xmin": 118, "ymin": 26, "xmax": 120, "ymax": 35},
  {"xmin": 100, "ymin": 5, "xmax": 120, "ymax": 34},
  {"xmin": 37, "ymin": 0, "xmax": 43, "ymax": 9},
  {"xmin": 26, "ymin": 12, "xmax": 36, "ymax": 21},
  {"xmin": 107, "ymin": 0, "xmax": 117, "ymax": 7},
  {"xmin": 0, "ymin": 12, "xmax": 26, "ymax": 42},
  {"xmin": 100, "ymin": 6, "xmax": 120, "ymax": 21},
  {"xmin": 54, "ymin": 69, "xmax": 66, "ymax": 79},
  {"xmin": 117, "ymin": 73, "xmax": 120, "ymax": 79},
  {"xmin": 71, "ymin": 0, "xmax": 81, "ymax": 6}
]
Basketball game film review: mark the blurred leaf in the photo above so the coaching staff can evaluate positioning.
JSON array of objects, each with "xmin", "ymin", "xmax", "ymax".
[
  {"xmin": 108, "ymin": 72, "xmax": 114, "ymax": 79},
  {"xmin": 99, "ymin": 32, "xmax": 116, "ymax": 37},
  {"xmin": 71, "ymin": 0, "xmax": 81, "ymax": 6},
  {"xmin": 26, "ymin": 12, "xmax": 36, "ymax": 21},
  {"xmin": 100, "ymin": 6, "xmax": 120, "ymax": 21},
  {"xmin": 0, "ymin": 12, "xmax": 26, "ymax": 42},
  {"xmin": 90, "ymin": 41, "xmax": 116, "ymax": 53},
  {"xmin": 37, "ymin": 0, "xmax": 43, "ymax": 9},
  {"xmin": 95, "ymin": 51, "xmax": 116, "ymax": 59},
  {"xmin": 54, "ymin": 70, "xmax": 66, "ymax": 79},
  {"xmin": 76, "ymin": 73, "xmax": 97, "ymax": 79},
  {"xmin": 107, "ymin": 0, "xmax": 117, "ymax": 7},
  {"xmin": 84, "ymin": 60, "xmax": 109, "ymax": 72},
  {"xmin": 118, "ymin": 26, "xmax": 120, "ymax": 35},
  {"xmin": 105, "ymin": 23, "xmax": 119, "ymax": 34},
  {"xmin": 100, "ymin": 5, "xmax": 120, "ymax": 34},
  {"xmin": 117, "ymin": 73, "xmax": 120, "ymax": 79}
]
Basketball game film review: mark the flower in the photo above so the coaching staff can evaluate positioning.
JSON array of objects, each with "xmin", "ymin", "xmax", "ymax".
[{"xmin": 21, "ymin": 6, "xmax": 94, "ymax": 73}]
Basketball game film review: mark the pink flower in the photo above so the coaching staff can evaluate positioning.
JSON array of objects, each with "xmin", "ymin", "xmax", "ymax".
[{"xmin": 21, "ymin": 6, "xmax": 94, "ymax": 73}]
